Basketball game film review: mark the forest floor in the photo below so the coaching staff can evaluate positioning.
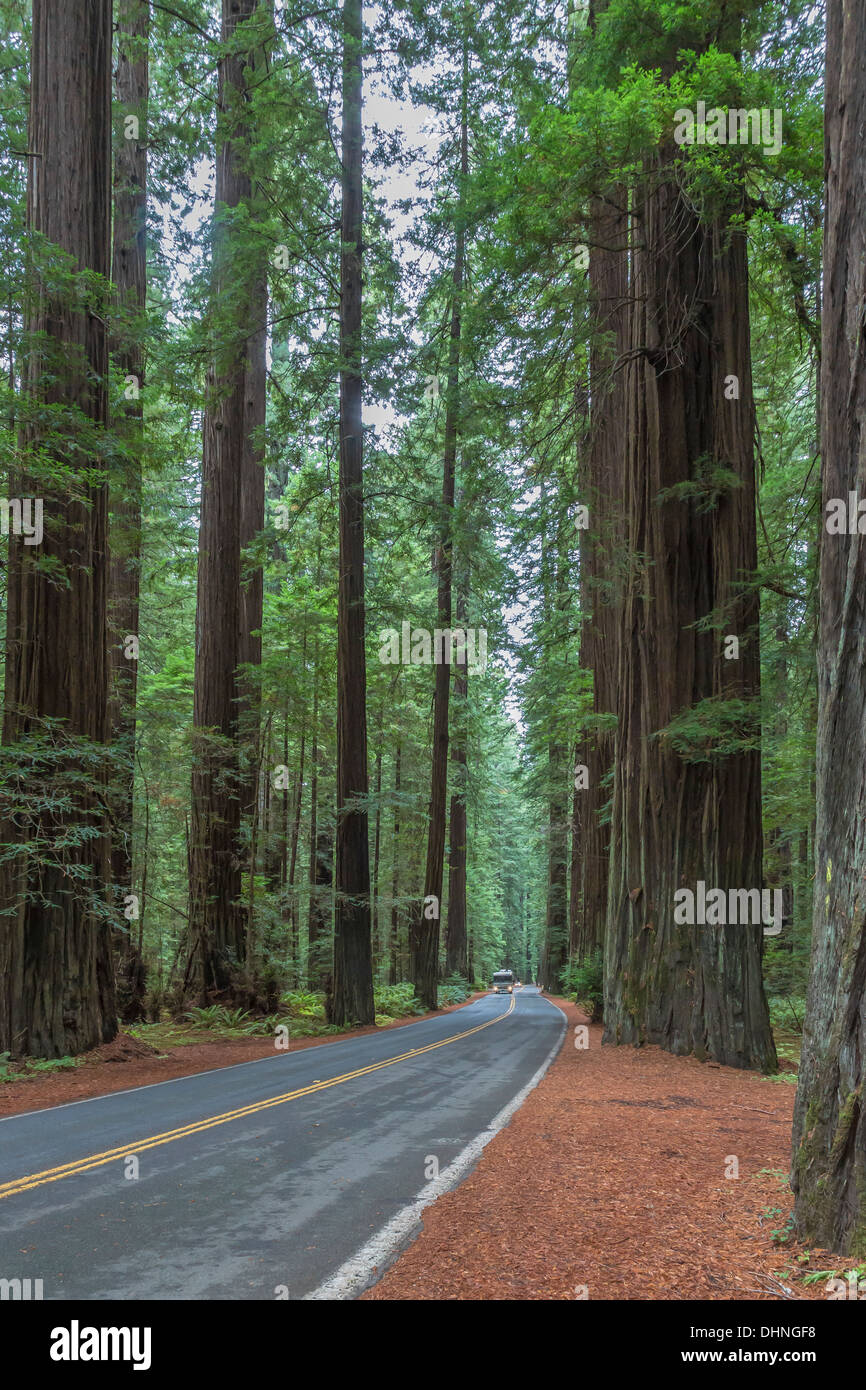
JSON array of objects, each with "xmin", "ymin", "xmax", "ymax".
[
  {"xmin": 0, "ymin": 991, "xmax": 486, "ymax": 1119},
  {"xmin": 362, "ymin": 997, "xmax": 838, "ymax": 1302}
]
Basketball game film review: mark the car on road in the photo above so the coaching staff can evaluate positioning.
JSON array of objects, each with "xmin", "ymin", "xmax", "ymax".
[{"xmin": 492, "ymin": 969, "xmax": 514, "ymax": 994}]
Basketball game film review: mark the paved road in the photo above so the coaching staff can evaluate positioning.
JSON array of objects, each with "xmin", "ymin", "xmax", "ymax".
[{"xmin": 0, "ymin": 987, "xmax": 564, "ymax": 1300}]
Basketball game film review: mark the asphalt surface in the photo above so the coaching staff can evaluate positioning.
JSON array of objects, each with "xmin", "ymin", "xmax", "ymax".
[{"xmin": 0, "ymin": 987, "xmax": 564, "ymax": 1300}]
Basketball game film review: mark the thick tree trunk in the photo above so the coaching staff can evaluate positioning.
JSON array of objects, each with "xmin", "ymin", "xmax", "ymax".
[
  {"xmin": 109, "ymin": 0, "xmax": 149, "ymax": 1024},
  {"xmin": 572, "ymin": 177, "xmax": 627, "ymax": 962},
  {"xmin": 188, "ymin": 0, "xmax": 264, "ymax": 998},
  {"xmin": 792, "ymin": 0, "xmax": 866, "ymax": 1255},
  {"xmin": 411, "ymin": 63, "xmax": 467, "ymax": 1009},
  {"xmin": 0, "ymin": 0, "xmax": 116, "ymax": 1057},
  {"xmin": 603, "ymin": 143, "xmax": 775, "ymax": 1070},
  {"xmin": 332, "ymin": 0, "xmax": 374, "ymax": 1026},
  {"xmin": 237, "ymin": 185, "xmax": 267, "ymax": 926}
]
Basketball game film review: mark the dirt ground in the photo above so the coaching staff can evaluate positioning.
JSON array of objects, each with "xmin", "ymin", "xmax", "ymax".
[{"xmin": 362, "ymin": 997, "xmax": 835, "ymax": 1301}]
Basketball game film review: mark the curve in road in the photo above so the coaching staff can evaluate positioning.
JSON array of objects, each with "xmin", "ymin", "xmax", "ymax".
[{"xmin": 0, "ymin": 987, "xmax": 564, "ymax": 1300}]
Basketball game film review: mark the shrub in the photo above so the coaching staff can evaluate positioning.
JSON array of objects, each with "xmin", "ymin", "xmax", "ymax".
[
  {"xmin": 373, "ymin": 982, "xmax": 426, "ymax": 1019},
  {"xmin": 437, "ymin": 977, "xmax": 470, "ymax": 1007},
  {"xmin": 280, "ymin": 990, "xmax": 326, "ymax": 1020},
  {"xmin": 560, "ymin": 951, "xmax": 604, "ymax": 1022},
  {"xmin": 768, "ymin": 993, "xmax": 804, "ymax": 1035}
]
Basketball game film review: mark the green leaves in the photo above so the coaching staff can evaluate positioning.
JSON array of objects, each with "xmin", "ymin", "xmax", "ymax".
[{"xmin": 653, "ymin": 696, "xmax": 761, "ymax": 764}]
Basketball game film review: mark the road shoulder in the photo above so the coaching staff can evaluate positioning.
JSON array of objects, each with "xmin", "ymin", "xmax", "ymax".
[{"xmin": 362, "ymin": 996, "xmax": 830, "ymax": 1301}]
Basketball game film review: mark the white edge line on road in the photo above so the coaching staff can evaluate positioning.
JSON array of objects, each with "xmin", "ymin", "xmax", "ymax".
[
  {"xmin": 0, "ymin": 995, "xmax": 497, "ymax": 1126},
  {"xmin": 304, "ymin": 993, "xmax": 567, "ymax": 1301}
]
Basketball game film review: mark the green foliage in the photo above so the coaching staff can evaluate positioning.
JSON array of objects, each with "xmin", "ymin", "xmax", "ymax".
[
  {"xmin": 0, "ymin": 1050, "xmax": 78, "ymax": 1082},
  {"xmin": 0, "ymin": 0, "xmax": 826, "ymax": 1057},
  {"xmin": 373, "ymin": 983, "xmax": 427, "ymax": 1020},
  {"xmin": 767, "ymin": 994, "xmax": 804, "ymax": 1035},
  {"xmin": 760, "ymin": 1204, "xmax": 796, "ymax": 1245},
  {"xmin": 280, "ymin": 991, "xmax": 325, "ymax": 1018},
  {"xmin": 185, "ymin": 1005, "xmax": 252, "ymax": 1031},
  {"xmin": 560, "ymin": 951, "xmax": 604, "ymax": 1021},
  {"xmin": 437, "ymin": 976, "xmax": 471, "ymax": 1007},
  {"xmin": 802, "ymin": 1263, "xmax": 866, "ymax": 1288},
  {"xmin": 655, "ymin": 461, "xmax": 743, "ymax": 513},
  {"xmin": 654, "ymin": 697, "xmax": 761, "ymax": 764}
]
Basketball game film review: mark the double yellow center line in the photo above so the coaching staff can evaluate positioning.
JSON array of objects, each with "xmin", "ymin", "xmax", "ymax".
[{"xmin": 0, "ymin": 994, "xmax": 516, "ymax": 1202}]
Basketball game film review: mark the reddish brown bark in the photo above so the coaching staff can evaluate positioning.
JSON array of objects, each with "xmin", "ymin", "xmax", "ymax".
[
  {"xmin": 571, "ymin": 181, "xmax": 627, "ymax": 963},
  {"xmin": 108, "ymin": 0, "xmax": 149, "ymax": 1024},
  {"xmin": 307, "ymin": 630, "xmax": 332, "ymax": 991},
  {"xmin": 389, "ymin": 741, "xmax": 402, "ymax": 985},
  {"xmin": 792, "ymin": 0, "xmax": 866, "ymax": 1255},
  {"xmin": 332, "ymin": 0, "xmax": 374, "ymax": 1025},
  {"xmin": 604, "ymin": 145, "xmax": 775, "ymax": 1069},
  {"xmin": 188, "ymin": 0, "xmax": 266, "ymax": 997},
  {"xmin": 445, "ymin": 581, "xmax": 469, "ymax": 980},
  {"xmin": 411, "ymin": 49, "xmax": 468, "ymax": 1010},
  {"xmin": 0, "ymin": 0, "xmax": 116, "ymax": 1057}
]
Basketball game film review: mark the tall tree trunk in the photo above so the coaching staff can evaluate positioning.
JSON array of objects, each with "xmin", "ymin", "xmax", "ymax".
[
  {"xmin": 287, "ymin": 714, "xmax": 305, "ymax": 979},
  {"xmin": 0, "ymin": 0, "xmax": 116, "ymax": 1057},
  {"xmin": 543, "ymin": 737, "xmax": 569, "ymax": 991},
  {"xmin": 446, "ymin": 576, "xmax": 469, "ymax": 979},
  {"xmin": 237, "ymin": 119, "xmax": 267, "ymax": 943},
  {"xmin": 371, "ymin": 709, "xmax": 383, "ymax": 970},
  {"xmin": 768, "ymin": 623, "xmax": 794, "ymax": 931},
  {"xmin": 188, "ymin": 0, "xmax": 264, "ymax": 998},
  {"xmin": 573, "ymin": 156, "xmax": 627, "ymax": 963},
  {"xmin": 540, "ymin": 498, "xmax": 570, "ymax": 992},
  {"xmin": 604, "ymin": 124, "xmax": 775, "ymax": 1068},
  {"xmin": 389, "ymin": 742, "xmax": 401, "ymax": 985},
  {"xmin": 331, "ymin": 0, "xmax": 374, "ymax": 1026},
  {"xmin": 307, "ymin": 633, "xmax": 320, "ymax": 982},
  {"xmin": 308, "ymin": 775, "xmax": 333, "ymax": 993},
  {"xmin": 411, "ymin": 46, "xmax": 468, "ymax": 1009},
  {"xmin": 109, "ymin": 0, "xmax": 149, "ymax": 1024},
  {"xmin": 568, "ymin": 737, "xmax": 582, "ymax": 958},
  {"xmin": 792, "ymin": 0, "xmax": 866, "ymax": 1255},
  {"xmin": 307, "ymin": 635, "xmax": 332, "ymax": 991}
]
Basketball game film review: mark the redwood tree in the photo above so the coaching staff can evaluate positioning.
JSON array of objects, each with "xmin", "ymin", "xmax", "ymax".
[
  {"xmin": 331, "ymin": 0, "xmax": 374, "ymax": 1025},
  {"xmin": 411, "ymin": 51, "xmax": 468, "ymax": 1010},
  {"xmin": 571, "ymin": 175, "xmax": 627, "ymax": 962},
  {"xmin": 108, "ymin": 0, "xmax": 149, "ymax": 1023},
  {"xmin": 791, "ymin": 0, "xmax": 866, "ymax": 1254},
  {"xmin": 539, "ymin": 498, "xmax": 570, "ymax": 993},
  {"xmin": 188, "ymin": 0, "xmax": 266, "ymax": 997},
  {"xmin": 0, "ymin": 0, "xmax": 116, "ymax": 1057},
  {"xmin": 603, "ymin": 45, "xmax": 776, "ymax": 1069},
  {"xmin": 445, "ymin": 576, "xmax": 469, "ymax": 979}
]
